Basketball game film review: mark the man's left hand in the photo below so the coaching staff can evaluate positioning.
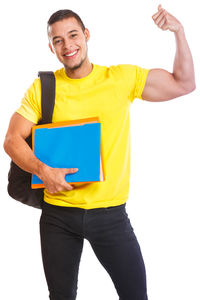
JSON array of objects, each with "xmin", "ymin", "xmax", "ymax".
[{"xmin": 152, "ymin": 4, "xmax": 183, "ymax": 33}]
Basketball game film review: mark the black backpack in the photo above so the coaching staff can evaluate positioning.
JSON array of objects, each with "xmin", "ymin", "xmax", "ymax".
[{"xmin": 7, "ymin": 72, "xmax": 55, "ymax": 209}]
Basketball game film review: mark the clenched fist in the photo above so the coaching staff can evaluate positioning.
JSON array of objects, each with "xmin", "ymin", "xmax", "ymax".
[{"xmin": 152, "ymin": 4, "xmax": 183, "ymax": 33}]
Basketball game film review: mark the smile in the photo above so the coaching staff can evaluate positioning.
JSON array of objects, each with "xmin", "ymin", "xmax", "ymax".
[{"xmin": 63, "ymin": 50, "xmax": 79, "ymax": 58}]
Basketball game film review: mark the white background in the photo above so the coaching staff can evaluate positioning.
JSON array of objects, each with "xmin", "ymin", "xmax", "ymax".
[{"xmin": 0, "ymin": 0, "xmax": 199, "ymax": 299}]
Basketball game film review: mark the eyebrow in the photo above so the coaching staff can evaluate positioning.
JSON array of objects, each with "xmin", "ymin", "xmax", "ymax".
[{"xmin": 52, "ymin": 30, "xmax": 79, "ymax": 41}]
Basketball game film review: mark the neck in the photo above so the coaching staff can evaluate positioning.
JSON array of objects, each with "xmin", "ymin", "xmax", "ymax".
[{"xmin": 64, "ymin": 58, "xmax": 93, "ymax": 79}]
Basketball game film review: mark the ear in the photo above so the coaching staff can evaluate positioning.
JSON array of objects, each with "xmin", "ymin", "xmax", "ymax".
[
  {"xmin": 84, "ymin": 28, "xmax": 90, "ymax": 42},
  {"xmin": 49, "ymin": 42, "xmax": 55, "ymax": 54}
]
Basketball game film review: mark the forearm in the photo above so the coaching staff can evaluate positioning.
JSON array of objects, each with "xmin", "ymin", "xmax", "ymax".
[
  {"xmin": 4, "ymin": 134, "xmax": 77, "ymax": 193},
  {"xmin": 173, "ymin": 26, "xmax": 196, "ymax": 92},
  {"xmin": 4, "ymin": 134, "xmax": 46, "ymax": 177}
]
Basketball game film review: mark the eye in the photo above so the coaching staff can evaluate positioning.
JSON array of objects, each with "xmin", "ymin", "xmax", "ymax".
[
  {"xmin": 71, "ymin": 34, "xmax": 77, "ymax": 38},
  {"xmin": 54, "ymin": 39, "xmax": 62, "ymax": 45}
]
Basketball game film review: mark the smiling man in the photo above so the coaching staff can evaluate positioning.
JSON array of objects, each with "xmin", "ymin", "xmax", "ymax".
[
  {"xmin": 4, "ymin": 4, "xmax": 195, "ymax": 300},
  {"xmin": 48, "ymin": 13, "xmax": 92, "ymax": 79}
]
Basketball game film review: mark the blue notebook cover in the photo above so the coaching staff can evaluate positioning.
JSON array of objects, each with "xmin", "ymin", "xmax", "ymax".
[{"xmin": 32, "ymin": 122, "xmax": 102, "ymax": 186}]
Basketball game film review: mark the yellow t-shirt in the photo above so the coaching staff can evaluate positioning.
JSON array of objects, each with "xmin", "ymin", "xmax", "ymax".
[{"xmin": 16, "ymin": 63, "xmax": 149, "ymax": 209}]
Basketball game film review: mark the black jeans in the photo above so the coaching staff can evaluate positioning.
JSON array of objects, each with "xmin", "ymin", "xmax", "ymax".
[{"xmin": 39, "ymin": 201, "xmax": 148, "ymax": 300}]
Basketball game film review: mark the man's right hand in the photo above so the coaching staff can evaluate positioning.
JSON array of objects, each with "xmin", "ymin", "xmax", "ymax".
[{"xmin": 39, "ymin": 164, "xmax": 79, "ymax": 194}]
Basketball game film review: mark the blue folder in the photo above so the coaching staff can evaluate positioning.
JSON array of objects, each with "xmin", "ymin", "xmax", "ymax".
[{"xmin": 32, "ymin": 118, "xmax": 105, "ymax": 188}]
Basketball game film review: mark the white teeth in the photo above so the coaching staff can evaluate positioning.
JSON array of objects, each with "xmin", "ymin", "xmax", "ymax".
[{"xmin": 65, "ymin": 50, "xmax": 78, "ymax": 57}]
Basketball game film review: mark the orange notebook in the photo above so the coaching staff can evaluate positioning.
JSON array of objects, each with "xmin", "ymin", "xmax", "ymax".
[{"xmin": 31, "ymin": 117, "xmax": 106, "ymax": 188}]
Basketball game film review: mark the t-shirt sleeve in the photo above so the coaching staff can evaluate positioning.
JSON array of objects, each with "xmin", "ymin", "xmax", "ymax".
[
  {"xmin": 16, "ymin": 78, "xmax": 42, "ymax": 124},
  {"xmin": 112, "ymin": 64, "xmax": 150, "ymax": 102}
]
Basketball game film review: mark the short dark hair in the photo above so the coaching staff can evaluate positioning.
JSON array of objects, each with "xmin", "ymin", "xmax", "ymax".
[{"xmin": 47, "ymin": 9, "xmax": 85, "ymax": 33}]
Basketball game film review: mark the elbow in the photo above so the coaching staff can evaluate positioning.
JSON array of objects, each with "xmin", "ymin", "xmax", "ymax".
[
  {"xmin": 172, "ymin": 75, "xmax": 196, "ymax": 98},
  {"xmin": 3, "ymin": 135, "xmax": 13, "ymax": 156},
  {"xmin": 3, "ymin": 136, "xmax": 10, "ymax": 155},
  {"xmin": 190, "ymin": 82, "xmax": 196, "ymax": 92},
  {"xmin": 184, "ymin": 82, "xmax": 196, "ymax": 95},
  {"xmin": 185, "ymin": 76, "xmax": 196, "ymax": 94},
  {"xmin": 178, "ymin": 79, "xmax": 196, "ymax": 97}
]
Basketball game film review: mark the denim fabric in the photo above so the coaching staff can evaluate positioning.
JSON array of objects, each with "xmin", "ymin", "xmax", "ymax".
[{"xmin": 39, "ymin": 201, "xmax": 148, "ymax": 300}]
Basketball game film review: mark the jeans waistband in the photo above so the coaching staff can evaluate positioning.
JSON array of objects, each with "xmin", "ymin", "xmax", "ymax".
[{"xmin": 42, "ymin": 200, "xmax": 126, "ymax": 213}]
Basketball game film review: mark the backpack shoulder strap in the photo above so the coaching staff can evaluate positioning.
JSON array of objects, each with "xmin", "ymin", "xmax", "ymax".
[{"xmin": 38, "ymin": 71, "xmax": 55, "ymax": 124}]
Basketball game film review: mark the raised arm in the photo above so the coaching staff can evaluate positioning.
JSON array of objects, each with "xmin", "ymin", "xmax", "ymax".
[
  {"xmin": 142, "ymin": 4, "xmax": 196, "ymax": 102},
  {"xmin": 4, "ymin": 113, "xmax": 77, "ymax": 193}
]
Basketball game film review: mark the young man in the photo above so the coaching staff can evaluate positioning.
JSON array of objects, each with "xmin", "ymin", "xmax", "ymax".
[{"xmin": 4, "ymin": 4, "xmax": 195, "ymax": 300}]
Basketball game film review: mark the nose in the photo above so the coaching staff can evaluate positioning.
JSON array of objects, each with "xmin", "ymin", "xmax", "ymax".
[{"xmin": 62, "ymin": 38, "xmax": 72, "ymax": 51}]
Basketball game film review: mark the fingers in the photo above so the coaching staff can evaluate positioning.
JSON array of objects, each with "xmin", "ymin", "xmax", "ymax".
[
  {"xmin": 55, "ymin": 167, "xmax": 79, "ymax": 192},
  {"xmin": 152, "ymin": 6, "xmax": 168, "ymax": 30},
  {"xmin": 43, "ymin": 167, "xmax": 79, "ymax": 194},
  {"xmin": 64, "ymin": 167, "xmax": 79, "ymax": 174},
  {"xmin": 152, "ymin": 7, "xmax": 166, "ymax": 22},
  {"xmin": 62, "ymin": 168, "xmax": 79, "ymax": 190},
  {"xmin": 47, "ymin": 179, "xmax": 73, "ymax": 194},
  {"xmin": 152, "ymin": 5, "xmax": 164, "ymax": 20},
  {"xmin": 60, "ymin": 179, "xmax": 74, "ymax": 192},
  {"xmin": 157, "ymin": 18, "xmax": 166, "ymax": 29},
  {"xmin": 155, "ymin": 10, "xmax": 167, "ymax": 25}
]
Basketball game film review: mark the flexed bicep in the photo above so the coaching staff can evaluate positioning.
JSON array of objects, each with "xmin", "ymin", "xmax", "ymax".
[{"xmin": 142, "ymin": 68, "xmax": 189, "ymax": 102}]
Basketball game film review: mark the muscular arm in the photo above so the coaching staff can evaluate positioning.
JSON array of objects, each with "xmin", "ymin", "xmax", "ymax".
[
  {"xmin": 4, "ymin": 113, "xmax": 43, "ymax": 175},
  {"xmin": 142, "ymin": 5, "xmax": 195, "ymax": 102},
  {"xmin": 4, "ymin": 113, "xmax": 77, "ymax": 193}
]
